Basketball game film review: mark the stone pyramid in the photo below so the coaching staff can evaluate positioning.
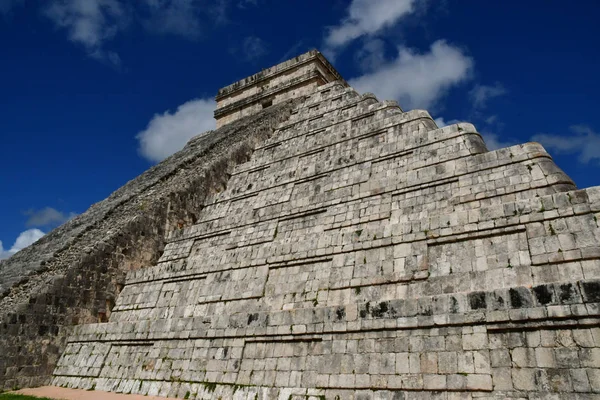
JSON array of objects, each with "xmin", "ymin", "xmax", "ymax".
[{"xmin": 3, "ymin": 50, "xmax": 600, "ymax": 399}]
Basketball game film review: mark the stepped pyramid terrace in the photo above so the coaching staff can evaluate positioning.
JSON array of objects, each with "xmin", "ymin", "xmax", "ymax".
[{"xmin": 1, "ymin": 50, "xmax": 599, "ymax": 399}]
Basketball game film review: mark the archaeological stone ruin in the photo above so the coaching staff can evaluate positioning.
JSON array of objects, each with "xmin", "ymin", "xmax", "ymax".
[{"xmin": 1, "ymin": 50, "xmax": 600, "ymax": 399}]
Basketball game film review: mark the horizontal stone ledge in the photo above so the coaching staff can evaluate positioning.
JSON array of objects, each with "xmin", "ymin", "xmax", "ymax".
[
  {"xmin": 322, "ymin": 213, "xmax": 391, "ymax": 232},
  {"xmin": 214, "ymin": 71, "xmax": 324, "ymax": 117},
  {"xmin": 112, "ymin": 305, "xmax": 156, "ymax": 312},
  {"xmin": 215, "ymin": 50, "xmax": 337, "ymax": 98},
  {"xmin": 278, "ymin": 207, "xmax": 328, "ymax": 222},
  {"xmin": 51, "ymin": 377, "xmax": 494, "ymax": 393},
  {"xmin": 426, "ymin": 225, "xmax": 526, "ymax": 246},
  {"xmin": 530, "ymin": 254, "xmax": 600, "ymax": 267},
  {"xmin": 226, "ymin": 238, "xmax": 274, "ymax": 250},
  {"xmin": 210, "ymin": 131, "xmax": 534, "ymax": 213},
  {"xmin": 240, "ymin": 164, "xmax": 271, "ymax": 175},
  {"xmin": 126, "ymin": 270, "xmax": 208, "ymax": 286},
  {"xmin": 487, "ymin": 316, "xmax": 600, "ymax": 332},
  {"xmin": 244, "ymin": 335, "xmax": 323, "ymax": 343},
  {"xmin": 273, "ymin": 92, "xmax": 379, "ymax": 133},
  {"xmin": 371, "ymin": 149, "xmax": 413, "ymax": 165},
  {"xmin": 247, "ymin": 110, "xmax": 430, "ymax": 170},
  {"xmin": 328, "ymin": 271, "xmax": 428, "ymax": 291},
  {"xmin": 212, "ymin": 152, "xmax": 576, "ymax": 242},
  {"xmin": 351, "ymin": 111, "xmax": 376, "ymax": 123},
  {"xmin": 392, "ymin": 177, "xmax": 459, "ymax": 198},
  {"xmin": 305, "ymin": 128, "xmax": 326, "ymax": 138},
  {"xmin": 298, "ymin": 147, "xmax": 324, "ymax": 158},
  {"xmin": 455, "ymin": 180, "xmax": 576, "ymax": 207},
  {"xmin": 110, "ymin": 341, "xmax": 155, "ymax": 346},
  {"xmin": 395, "ymin": 209, "xmax": 598, "ymax": 247},
  {"xmin": 259, "ymin": 141, "xmax": 281, "ymax": 151},
  {"xmin": 66, "ymin": 305, "xmax": 599, "ymax": 344},
  {"xmin": 228, "ymin": 191, "xmax": 258, "ymax": 203},
  {"xmin": 268, "ymin": 256, "xmax": 333, "ymax": 270}
]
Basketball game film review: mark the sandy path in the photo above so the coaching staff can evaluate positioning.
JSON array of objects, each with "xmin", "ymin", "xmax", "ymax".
[{"xmin": 12, "ymin": 386, "xmax": 177, "ymax": 400}]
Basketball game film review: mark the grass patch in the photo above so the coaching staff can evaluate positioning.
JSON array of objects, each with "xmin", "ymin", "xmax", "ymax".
[{"xmin": 0, "ymin": 395, "xmax": 57, "ymax": 400}]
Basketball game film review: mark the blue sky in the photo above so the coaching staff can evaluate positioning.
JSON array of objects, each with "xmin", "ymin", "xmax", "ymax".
[{"xmin": 1, "ymin": 0, "xmax": 599, "ymax": 259}]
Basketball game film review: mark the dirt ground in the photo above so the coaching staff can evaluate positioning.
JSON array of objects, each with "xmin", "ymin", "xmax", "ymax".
[{"xmin": 12, "ymin": 386, "xmax": 177, "ymax": 400}]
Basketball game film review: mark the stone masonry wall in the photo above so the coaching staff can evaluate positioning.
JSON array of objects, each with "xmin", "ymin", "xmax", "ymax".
[
  {"xmin": 0, "ymin": 99, "xmax": 301, "ymax": 391},
  {"xmin": 50, "ymin": 81, "xmax": 600, "ymax": 399}
]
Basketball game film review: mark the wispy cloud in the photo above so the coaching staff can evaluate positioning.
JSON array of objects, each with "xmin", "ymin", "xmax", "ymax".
[
  {"xmin": 141, "ymin": 0, "xmax": 207, "ymax": 38},
  {"xmin": 25, "ymin": 207, "xmax": 77, "ymax": 228},
  {"xmin": 44, "ymin": 0, "xmax": 128, "ymax": 67},
  {"xmin": 0, "ymin": 229, "xmax": 45, "ymax": 260},
  {"xmin": 481, "ymin": 132, "xmax": 516, "ymax": 151},
  {"xmin": 324, "ymin": 0, "xmax": 416, "ymax": 56},
  {"xmin": 0, "ymin": 0, "xmax": 23, "ymax": 15},
  {"xmin": 237, "ymin": 0, "xmax": 258, "ymax": 9},
  {"xmin": 349, "ymin": 40, "xmax": 473, "ymax": 110},
  {"xmin": 278, "ymin": 41, "xmax": 306, "ymax": 63},
  {"xmin": 469, "ymin": 82, "xmax": 507, "ymax": 109},
  {"xmin": 136, "ymin": 98, "xmax": 216, "ymax": 163},
  {"xmin": 434, "ymin": 117, "xmax": 460, "ymax": 128},
  {"xmin": 43, "ymin": 0, "xmax": 232, "ymax": 66},
  {"xmin": 241, "ymin": 36, "xmax": 268, "ymax": 62},
  {"xmin": 532, "ymin": 125, "xmax": 600, "ymax": 164},
  {"xmin": 354, "ymin": 38, "xmax": 387, "ymax": 71}
]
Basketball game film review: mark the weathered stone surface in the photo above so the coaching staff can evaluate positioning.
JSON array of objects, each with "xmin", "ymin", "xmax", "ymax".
[
  {"xmin": 0, "ymin": 98, "xmax": 301, "ymax": 391},
  {"xmin": 2, "ymin": 50, "xmax": 600, "ymax": 398}
]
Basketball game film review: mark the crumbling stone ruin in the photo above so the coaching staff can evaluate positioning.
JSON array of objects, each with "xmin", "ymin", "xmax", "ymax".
[{"xmin": 1, "ymin": 50, "xmax": 600, "ymax": 399}]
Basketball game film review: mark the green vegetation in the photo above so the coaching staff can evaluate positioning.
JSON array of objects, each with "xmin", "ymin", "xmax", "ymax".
[{"xmin": 201, "ymin": 381, "xmax": 217, "ymax": 393}]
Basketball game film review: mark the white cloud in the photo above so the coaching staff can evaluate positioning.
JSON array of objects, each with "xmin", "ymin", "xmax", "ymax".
[
  {"xmin": 136, "ymin": 98, "xmax": 216, "ymax": 162},
  {"xmin": 434, "ymin": 117, "xmax": 460, "ymax": 128},
  {"xmin": 349, "ymin": 40, "xmax": 473, "ymax": 110},
  {"xmin": 324, "ymin": 0, "xmax": 416, "ymax": 51},
  {"xmin": 44, "ymin": 0, "xmax": 128, "ymax": 66},
  {"xmin": 0, "ymin": 229, "xmax": 45, "ymax": 260},
  {"xmin": 532, "ymin": 125, "xmax": 600, "ymax": 164},
  {"xmin": 242, "ymin": 36, "xmax": 268, "ymax": 61},
  {"xmin": 25, "ymin": 207, "xmax": 77, "ymax": 228},
  {"xmin": 481, "ymin": 132, "xmax": 515, "ymax": 151},
  {"xmin": 469, "ymin": 82, "xmax": 507, "ymax": 109}
]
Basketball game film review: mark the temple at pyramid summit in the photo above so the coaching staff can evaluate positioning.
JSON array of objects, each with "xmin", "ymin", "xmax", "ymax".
[{"xmin": 1, "ymin": 50, "xmax": 600, "ymax": 399}]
